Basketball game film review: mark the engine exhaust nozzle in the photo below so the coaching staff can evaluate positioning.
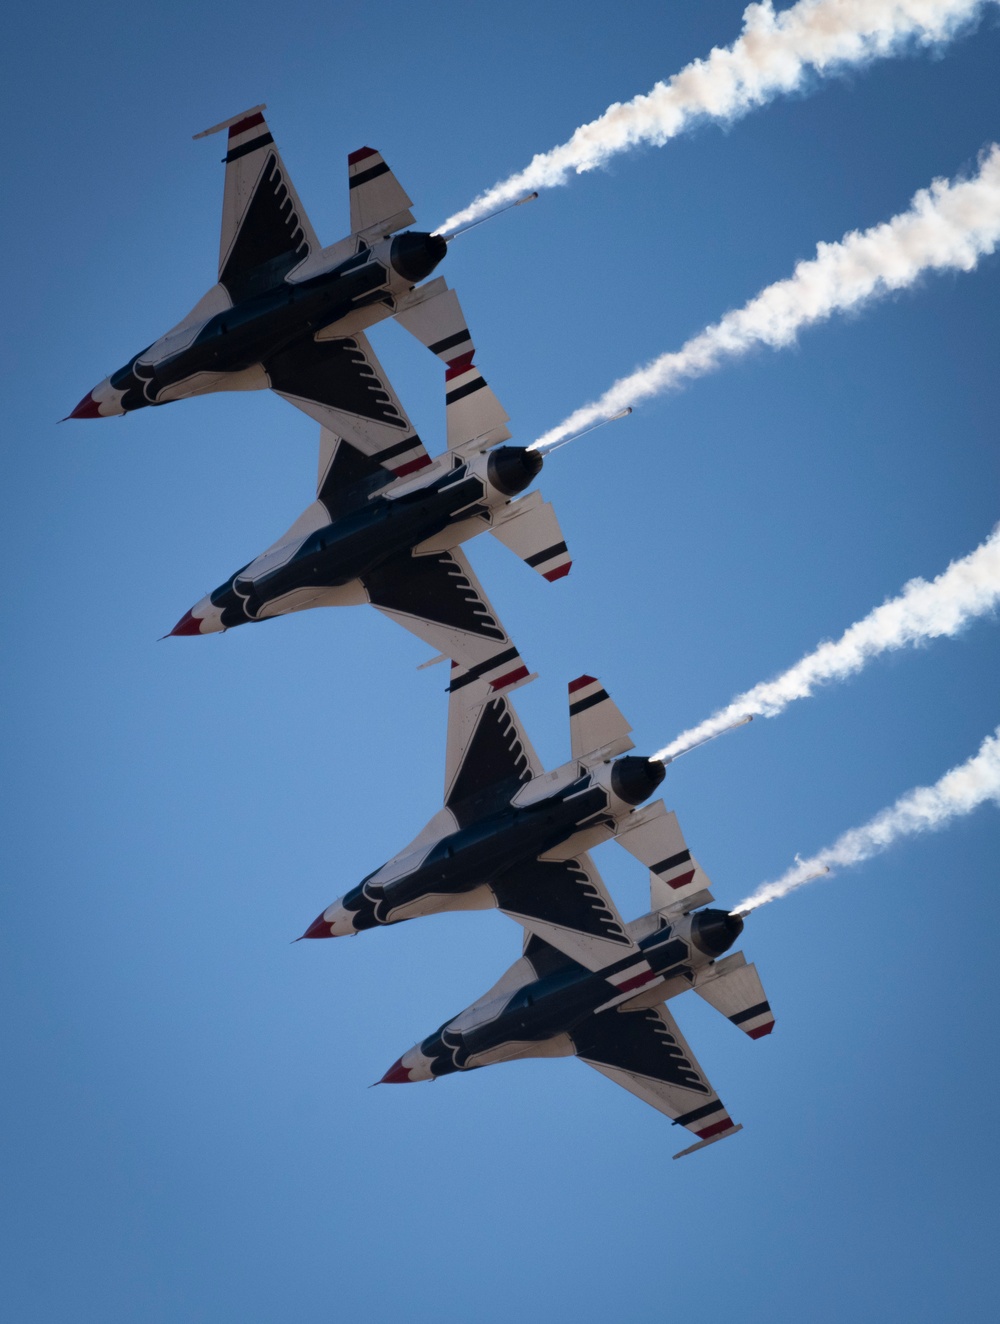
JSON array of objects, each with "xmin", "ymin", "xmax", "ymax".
[
  {"xmin": 690, "ymin": 908, "xmax": 744, "ymax": 957},
  {"xmin": 611, "ymin": 756, "xmax": 666, "ymax": 806},
  {"xmin": 390, "ymin": 231, "xmax": 448, "ymax": 284},
  {"xmin": 487, "ymin": 446, "xmax": 544, "ymax": 496}
]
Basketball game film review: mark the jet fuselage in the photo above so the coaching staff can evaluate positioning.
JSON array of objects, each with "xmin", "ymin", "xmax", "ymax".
[
  {"xmin": 185, "ymin": 446, "xmax": 543, "ymax": 632},
  {"xmin": 388, "ymin": 907, "xmax": 745, "ymax": 1081},
  {"xmin": 85, "ymin": 233, "xmax": 446, "ymax": 415},
  {"xmin": 336, "ymin": 755, "xmax": 666, "ymax": 932},
  {"xmin": 216, "ymin": 468, "xmax": 483, "ymax": 623}
]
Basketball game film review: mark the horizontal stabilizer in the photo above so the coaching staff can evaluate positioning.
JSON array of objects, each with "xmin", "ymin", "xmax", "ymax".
[
  {"xmin": 490, "ymin": 492, "xmax": 571, "ymax": 581},
  {"xmin": 348, "ymin": 147, "xmax": 414, "ymax": 239},
  {"xmin": 695, "ymin": 954, "xmax": 774, "ymax": 1039},
  {"xmin": 394, "ymin": 283, "xmax": 470, "ymax": 367},
  {"xmin": 569, "ymin": 676, "xmax": 634, "ymax": 766},
  {"xmin": 615, "ymin": 804, "xmax": 714, "ymax": 912},
  {"xmin": 658, "ymin": 887, "xmax": 714, "ymax": 918},
  {"xmin": 393, "ymin": 282, "xmax": 511, "ymax": 451}
]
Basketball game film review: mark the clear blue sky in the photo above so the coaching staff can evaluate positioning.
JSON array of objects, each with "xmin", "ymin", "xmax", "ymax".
[{"xmin": 3, "ymin": 3, "xmax": 999, "ymax": 1320}]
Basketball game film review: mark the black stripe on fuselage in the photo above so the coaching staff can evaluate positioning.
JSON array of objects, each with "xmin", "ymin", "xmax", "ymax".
[
  {"xmin": 672, "ymin": 1099, "xmax": 725, "ymax": 1128},
  {"xmin": 730, "ymin": 1001, "xmax": 771, "ymax": 1025},
  {"xmin": 652, "ymin": 849, "xmax": 691, "ymax": 875},
  {"xmin": 224, "ymin": 132, "xmax": 274, "ymax": 163},
  {"xmin": 525, "ymin": 542, "xmax": 567, "ymax": 568},
  {"xmin": 429, "ymin": 329, "xmax": 471, "ymax": 356},
  {"xmin": 448, "ymin": 648, "xmax": 520, "ymax": 691},
  {"xmin": 349, "ymin": 161, "xmax": 390, "ymax": 188},
  {"xmin": 569, "ymin": 689, "xmax": 610, "ymax": 717},
  {"xmin": 446, "ymin": 378, "xmax": 487, "ymax": 405}
]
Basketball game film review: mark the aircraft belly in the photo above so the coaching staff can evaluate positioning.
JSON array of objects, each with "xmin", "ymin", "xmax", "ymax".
[
  {"xmin": 255, "ymin": 581, "xmax": 366, "ymax": 617},
  {"xmin": 538, "ymin": 821, "xmax": 615, "ymax": 861},
  {"xmin": 413, "ymin": 515, "xmax": 490, "ymax": 556},
  {"xmin": 156, "ymin": 364, "xmax": 268, "ymax": 403},
  {"xmin": 314, "ymin": 301, "xmax": 393, "ymax": 340},
  {"xmin": 464, "ymin": 1034, "xmax": 575, "ymax": 1071},
  {"xmin": 387, "ymin": 883, "xmax": 494, "ymax": 923}
]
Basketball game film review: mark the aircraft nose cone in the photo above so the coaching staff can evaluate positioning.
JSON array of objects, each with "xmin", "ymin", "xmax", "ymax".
[
  {"xmin": 379, "ymin": 1056, "xmax": 414, "ymax": 1084},
  {"xmin": 166, "ymin": 596, "xmax": 224, "ymax": 637},
  {"xmin": 486, "ymin": 446, "xmax": 544, "ymax": 496},
  {"xmin": 690, "ymin": 907, "xmax": 745, "ymax": 957},
  {"xmin": 168, "ymin": 609, "xmax": 204, "ymax": 637},
  {"xmin": 389, "ymin": 231, "xmax": 448, "ymax": 284},
  {"xmin": 299, "ymin": 911, "xmax": 335, "ymax": 939},
  {"xmin": 65, "ymin": 378, "xmax": 124, "ymax": 420},
  {"xmin": 610, "ymin": 755, "xmax": 667, "ymax": 806},
  {"xmin": 66, "ymin": 389, "xmax": 104, "ymax": 420}
]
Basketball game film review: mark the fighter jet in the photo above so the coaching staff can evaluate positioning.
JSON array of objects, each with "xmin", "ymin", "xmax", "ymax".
[
  {"xmin": 67, "ymin": 105, "xmax": 472, "ymax": 479},
  {"xmin": 302, "ymin": 673, "xmax": 709, "ymax": 975},
  {"xmin": 377, "ymin": 848, "xmax": 773, "ymax": 1159},
  {"xmin": 167, "ymin": 292, "xmax": 570, "ymax": 686}
]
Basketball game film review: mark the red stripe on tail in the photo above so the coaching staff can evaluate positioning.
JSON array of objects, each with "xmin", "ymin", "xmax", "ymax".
[{"xmin": 229, "ymin": 113, "xmax": 265, "ymax": 137}]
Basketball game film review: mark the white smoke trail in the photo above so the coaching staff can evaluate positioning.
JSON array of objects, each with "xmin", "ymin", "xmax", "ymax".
[
  {"xmin": 438, "ymin": 0, "xmax": 992, "ymax": 234},
  {"xmin": 529, "ymin": 143, "xmax": 1000, "ymax": 450},
  {"xmin": 733, "ymin": 724, "xmax": 1000, "ymax": 911},
  {"xmin": 655, "ymin": 525, "xmax": 1000, "ymax": 762}
]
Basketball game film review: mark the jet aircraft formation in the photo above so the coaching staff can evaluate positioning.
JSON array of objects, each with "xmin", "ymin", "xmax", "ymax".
[{"xmin": 70, "ymin": 106, "xmax": 771, "ymax": 1159}]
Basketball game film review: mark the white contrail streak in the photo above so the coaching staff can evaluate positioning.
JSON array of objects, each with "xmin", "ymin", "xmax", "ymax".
[
  {"xmin": 529, "ymin": 143, "xmax": 1000, "ymax": 450},
  {"xmin": 733, "ymin": 724, "xmax": 1000, "ymax": 912},
  {"xmin": 655, "ymin": 525, "xmax": 1000, "ymax": 762},
  {"xmin": 438, "ymin": 0, "xmax": 992, "ymax": 234}
]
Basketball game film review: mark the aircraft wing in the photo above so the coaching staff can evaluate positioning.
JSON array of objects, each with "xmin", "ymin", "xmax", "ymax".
[
  {"xmin": 490, "ymin": 851, "xmax": 637, "ymax": 973},
  {"xmin": 195, "ymin": 106, "xmax": 319, "ymax": 303},
  {"xmin": 264, "ymin": 331, "xmax": 432, "ymax": 479},
  {"xmin": 363, "ymin": 547, "xmax": 530, "ymax": 688},
  {"xmin": 444, "ymin": 676, "xmax": 542, "ymax": 814},
  {"xmin": 571, "ymin": 1004, "xmax": 741, "ymax": 1157},
  {"xmin": 316, "ymin": 429, "xmax": 396, "ymax": 519}
]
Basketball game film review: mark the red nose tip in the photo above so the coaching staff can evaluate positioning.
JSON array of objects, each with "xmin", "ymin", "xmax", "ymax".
[
  {"xmin": 169, "ymin": 609, "xmax": 203, "ymax": 637},
  {"xmin": 379, "ymin": 1057, "xmax": 413, "ymax": 1084},
  {"xmin": 66, "ymin": 391, "xmax": 104, "ymax": 420},
  {"xmin": 299, "ymin": 913, "xmax": 334, "ymax": 940}
]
